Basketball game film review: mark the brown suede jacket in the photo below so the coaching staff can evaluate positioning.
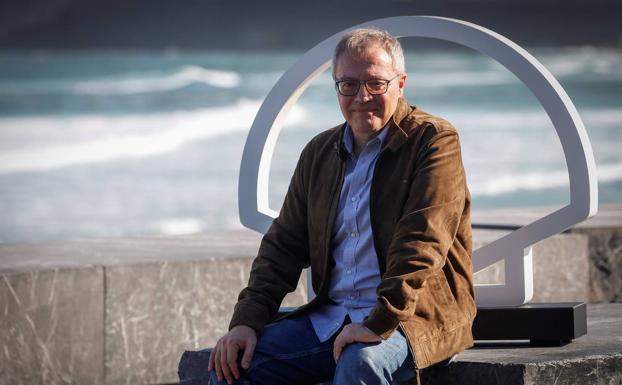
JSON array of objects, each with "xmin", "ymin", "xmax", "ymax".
[{"xmin": 229, "ymin": 97, "xmax": 476, "ymax": 369}]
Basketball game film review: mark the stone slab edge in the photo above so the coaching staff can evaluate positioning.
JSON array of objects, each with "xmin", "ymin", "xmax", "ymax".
[{"xmin": 409, "ymin": 353, "xmax": 622, "ymax": 385}]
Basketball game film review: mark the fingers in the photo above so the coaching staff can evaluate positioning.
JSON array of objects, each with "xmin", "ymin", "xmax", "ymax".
[
  {"xmin": 219, "ymin": 343, "xmax": 236, "ymax": 384},
  {"xmin": 333, "ymin": 337, "xmax": 344, "ymax": 362},
  {"xmin": 209, "ymin": 326, "xmax": 257, "ymax": 384},
  {"xmin": 208, "ymin": 344, "xmax": 215, "ymax": 372},
  {"xmin": 333, "ymin": 328, "xmax": 350, "ymax": 362},
  {"xmin": 241, "ymin": 338, "xmax": 256, "ymax": 370},
  {"xmin": 211, "ymin": 339, "xmax": 235, "ymax": 385},
  {"xmin": 214, "ymin": 342, "xmax": 225, "ymax": 383},
  {"xmin": 226, "ymin": 343, "xmax": 241, "ymax": 381},
  {"xmin": 334, "ymin": 324, "xmax": 366, "ymax": 362}
]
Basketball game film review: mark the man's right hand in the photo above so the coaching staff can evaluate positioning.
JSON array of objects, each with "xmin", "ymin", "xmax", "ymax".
[{"xmin": 208, "ymin": 325, "xmax": 257, "ymax": 385}]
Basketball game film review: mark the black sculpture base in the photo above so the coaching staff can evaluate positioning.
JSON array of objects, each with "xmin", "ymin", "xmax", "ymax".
[{"xmin": 473, "ymin": 302, "xmax": 587, "ymax": 346}]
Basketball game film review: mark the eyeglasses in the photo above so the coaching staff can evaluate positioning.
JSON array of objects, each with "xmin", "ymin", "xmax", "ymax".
[{"xmin": 334, "ymin": 74, "xmax": 401, "ymax": 96}]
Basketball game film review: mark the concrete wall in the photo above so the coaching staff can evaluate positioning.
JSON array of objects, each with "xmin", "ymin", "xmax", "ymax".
[
  {"xmin": 0, "ymin": 267, "xmax": 104, "ymax": 385},
  {"xmin": 0, "ymin": 232, "xmax": 308, "ymax": 385}
]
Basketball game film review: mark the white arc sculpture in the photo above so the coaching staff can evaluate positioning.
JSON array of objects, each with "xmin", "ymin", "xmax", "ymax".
[{"xmin": 238, "ymin": 16, "xmax": 598, "ymax": 307}]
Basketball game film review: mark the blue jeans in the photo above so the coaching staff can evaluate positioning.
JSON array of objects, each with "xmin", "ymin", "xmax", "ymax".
[{"xmin": 208, "ymin": 314, "xmax": 416, "ymax": 385}]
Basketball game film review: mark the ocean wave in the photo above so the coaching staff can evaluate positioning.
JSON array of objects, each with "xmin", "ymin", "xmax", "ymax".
[
  {"xmin": 442, "ymin": 108, "xmax": 622, "ymax": 131},
  {"xmin": 407, "ymin": 65, "xmax": 622, "ymax": 88},
  {"xmin": 408, "ymin": 71, "xmax": 516, "ymax": 88},
  {"xmin": 597, "ymin": 162, "xmax": 622, "ymax": 183},
  {"xmin": 471, "ymin": 170, "xmax": 569, "ymax": 196},
  {"xmin": 0, "ymin": 65, "xmax": 241, "ymax": 96},
  {"xmin": 405, "ymin": 48, "xmax": 622, "ymax": 86},
  {"xmin": 0, "ymin": 100, "xmax": 258, "ymax": 174},
  {"xmin": 470, "ymin": 161, "xmax": 622, "ymax": 196},
  {"xmin": 72, "ymin": 65, "xmax": 241, "ymax": 94},
  {"xmin": 535, "ymin": 48, "xmax": 622, "ymax": 78},
  {"xmin": 156, "ymin": 217, "xmax": 206, "ymax": 235},
  {"xmin": 0, "ymin": 99, "xmax": 309, "ymax": 174}
]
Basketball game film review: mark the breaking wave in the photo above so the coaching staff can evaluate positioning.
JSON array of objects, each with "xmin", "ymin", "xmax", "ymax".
[
  {"xmin": 72, "ymin": 65, "xmax": 241, "ymax": 94},
  {"xmin": 0, "ymin": 65, "xmax": 241, "ymax": 95},
  {"xmin": 0, "ymin": 100, "xmax": 258, "ymax": 173},
  {"xmin": 470, "ymin": 162, "xmax": 622, "ymax": 196}
]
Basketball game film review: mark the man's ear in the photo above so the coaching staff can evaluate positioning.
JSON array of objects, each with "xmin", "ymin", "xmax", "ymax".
[{"xmin": 398, "ymin": 74, "xmax": 407, "ymax": 96}]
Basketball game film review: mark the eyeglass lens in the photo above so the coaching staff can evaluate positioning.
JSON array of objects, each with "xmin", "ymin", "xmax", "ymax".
[{"xmin": 337, "ymin": 79, "xmax": 389, "ymax": 96}]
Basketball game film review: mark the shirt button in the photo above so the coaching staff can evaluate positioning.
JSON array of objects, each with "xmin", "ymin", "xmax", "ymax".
[
  {"xmin": 350, "ymin": 232, "xmax": 357, "ymax": 237},
  {"xmin": 351, "ymin": 196, "xmax": 357, "ymax": 202},
  {"xmin": 346, "ymin": 269, "xmax": 352, "ymax": 275},
  {"xmin": 349, "ymin": 295, "xmax": 355, "ymax": 300}
]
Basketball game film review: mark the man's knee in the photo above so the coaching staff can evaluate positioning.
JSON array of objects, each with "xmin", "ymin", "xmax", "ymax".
[{"xmin": 335, "ymin": 343, "xmax": 382, "ymax": 380}]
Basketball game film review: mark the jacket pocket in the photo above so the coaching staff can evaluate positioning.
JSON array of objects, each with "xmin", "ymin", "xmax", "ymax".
[{"xmin": 429, "ymin": 273, "xmax": 454, "ymax": 306}]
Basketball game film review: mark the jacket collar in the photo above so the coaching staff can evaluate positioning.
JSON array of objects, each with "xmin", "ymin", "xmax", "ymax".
[
  {"xmin": 333, "ymin": 97, "xmax": 416, "ymax": 156},
  {"xmin": 386, "ymin": 97, "xmax": 416, "ymax": 152}
]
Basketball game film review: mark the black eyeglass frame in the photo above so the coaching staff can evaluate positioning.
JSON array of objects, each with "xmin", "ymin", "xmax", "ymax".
[{"xmin": 334, "ymin": 74, "xmax": 401, "ymax": 96}]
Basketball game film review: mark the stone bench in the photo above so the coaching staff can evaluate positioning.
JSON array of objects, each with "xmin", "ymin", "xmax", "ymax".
[{"xmin": 178, "ymin": 303, "xmax": 622, "ymax": 385}]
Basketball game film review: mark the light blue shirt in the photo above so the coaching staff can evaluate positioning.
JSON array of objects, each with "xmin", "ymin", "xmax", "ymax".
[{"xmin": 308, "ymin": 123, "xmax": 390, "ymax": 342}]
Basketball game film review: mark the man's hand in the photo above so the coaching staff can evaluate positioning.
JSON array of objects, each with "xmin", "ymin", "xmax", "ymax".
[
  {"xmin": 208, "ymin": 325, "xmax": 257, "ymax": 385},
  {"xmin": 333, "ymin": 323, "xmax": 382, "ymax": 362}
]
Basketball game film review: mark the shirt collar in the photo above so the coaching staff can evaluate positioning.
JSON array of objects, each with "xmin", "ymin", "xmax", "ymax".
[{"xmin": 342, "ymin": 122, "xmax": 391, "ymax": 157}]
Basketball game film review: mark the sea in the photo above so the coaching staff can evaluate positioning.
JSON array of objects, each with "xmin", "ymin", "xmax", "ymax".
[{"xmin": 0, "ymin": 47, "xmax": 620, "ymax": 243}]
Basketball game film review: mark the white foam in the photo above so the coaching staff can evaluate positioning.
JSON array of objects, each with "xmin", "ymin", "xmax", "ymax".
[
  {"xmin": 470, "ymin": 161, "xmax": 622, "ymax": 196},
  {"xmin": 0, "ymin": 65, "xmax": 242, "ymax": 96},
  {"xmin": 536, "ymin": 48, "xmax": 622, "ymax": 78},
  {"xmin": 156, "ymin": 218, "xmax": 206, "ymax": 235},
  {"xmin": 0, "ymin": 100, "xmax": 308, "ymax": 174},
  {"xmin": 442, "ymin": 108, "xmax": 622, "ymax": 131},
  {"xmin": 407, "ymin": 49, "xmax": 622, "ymax": 89},
  {"xmin": 73, "ymin": 65, "xmax": 241, "ymax": 94},
  {"xmin": 0, "ymin": 100, "xmax": 259, "ymax": 173},
  {"xmin": 597, "ymin": 162, "xmax": 622, "ymax": 183},
  {"xmin": 410, "ymin": 71, "xmax": 516, "ymax": 88},
  {"xmin": 471, "ymin": 170, "xmax": 570, "ymax": 196}
]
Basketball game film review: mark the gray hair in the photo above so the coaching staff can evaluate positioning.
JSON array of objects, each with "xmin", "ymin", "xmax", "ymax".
[{"xmin": 332, "ymin": 28, "xmax": 405, "ymax": 77}]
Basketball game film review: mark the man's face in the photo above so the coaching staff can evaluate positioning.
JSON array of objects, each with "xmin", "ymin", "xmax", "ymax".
[{"xmin": 334, "ymin": 45, "xmax": 406, "ymax": 141}]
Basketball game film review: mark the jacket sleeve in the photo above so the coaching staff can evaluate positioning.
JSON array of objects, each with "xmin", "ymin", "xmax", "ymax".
[
  {"xmin": 363, "ymin": 128, "xmax": 468, "ymax": 339},
  {"xmin": 228, "ymin": 143, "xmax": 311, "ymax": 334}
]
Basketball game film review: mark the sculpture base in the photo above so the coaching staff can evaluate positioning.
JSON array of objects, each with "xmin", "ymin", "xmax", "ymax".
[{"xmin": 473, "ymin": 302, "xmax": 587, "ymax": 345}]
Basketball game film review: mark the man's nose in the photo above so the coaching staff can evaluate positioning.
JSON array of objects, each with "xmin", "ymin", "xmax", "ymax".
[{"xmin": 354, "ymin": 83, "xmax": 373, "ymax": 102}]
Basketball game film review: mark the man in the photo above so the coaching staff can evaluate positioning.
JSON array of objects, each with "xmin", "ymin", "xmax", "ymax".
[{"xmin": 208, "ymin": 28, "xmax": 475, "ymax": 385}]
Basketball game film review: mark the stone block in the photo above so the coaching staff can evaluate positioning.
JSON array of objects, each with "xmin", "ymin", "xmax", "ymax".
[
  {"xmin": 105, "ymin": 259, "xmax": 307, "ymax": 385},
  {"xmin": 422, "ymin": 303, "xmax": 622, "ymax": 384},
  {"xmin": 0, "ymin": 267, "xmax": 104, "ymax": 385},
  {"xmin": 420, "ymin": 355, "xmax": 622, "ymax": 385},
  {"xmin": 473, "ymin": 231, "xmax": 590, "ymax": 302},
  {"xmin": 531, "ymin": 233, "xmax": 589, "ymax": 302},
  {"xmin": 472, "ymin": 203, "xmax": 622, "ymax": 303},
  {"xmin": 571, "ymin": 227, "xmax": 622, "ymax": 303}
]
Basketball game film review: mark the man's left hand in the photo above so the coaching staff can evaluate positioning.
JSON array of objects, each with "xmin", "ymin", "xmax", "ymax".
[{"xmin": 333, "ymin": 322, "xmax": 382, "ymax": 362}]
